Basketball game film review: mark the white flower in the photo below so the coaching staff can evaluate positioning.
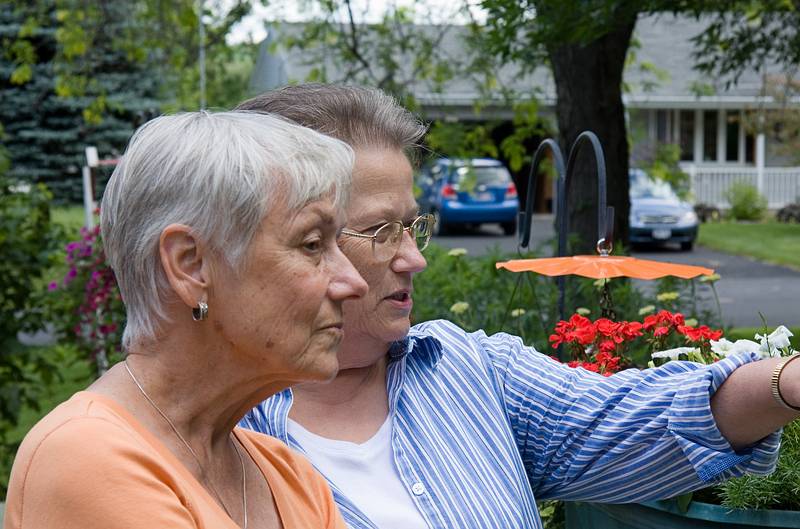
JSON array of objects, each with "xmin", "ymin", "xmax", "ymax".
[
  {"xmin": 447, "ymin": 248, "xmax": 467, "ymax": 257},
  {"xmin": 510, "ymin": 308, "xmax": 526, "ymax": 317},
  {"xmin": 450, "ymin": 301, "xmax": 470, "ymax": 315},
  {"xmin": 651, "ymin": 347, "xmax": 696, "ymax": 360},
  {"xmin": 656, "ymin": 291, "xmax": 679, "ymax": 302},
  {"xmin": 638, "ymin": 305, "xmax": 656, "ymax": 316},
  {"xmin": 710, "ymin": 338, "xmax": 761, "ymax": 357},
  {"xmin": 684, "ymin": 318, "xmax": 698, "ymax": 327},
  {"xmin": 755, "ymin": 326, "xmax": 794, "ymax": 357},
  {"xmin": 575, "ymin": 307, "xmax": 591, "ymax": 316}
]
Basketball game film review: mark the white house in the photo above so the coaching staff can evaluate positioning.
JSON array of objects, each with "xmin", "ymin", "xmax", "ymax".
[{"xmin": 250, "ymin": 14, "xmax": 800, "ymax": 209}]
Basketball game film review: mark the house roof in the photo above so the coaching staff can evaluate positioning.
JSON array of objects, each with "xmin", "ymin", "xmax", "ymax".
[{"xmin": 250, "ymin": 14, "xmax": 792, "ymax": 117}]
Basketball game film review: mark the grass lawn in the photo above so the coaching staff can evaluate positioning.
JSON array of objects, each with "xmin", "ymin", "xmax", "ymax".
[
  {"xmin": 51, "ymin": 204, "xmax": 87, "ymax": 239},
  {"xmin": 698, "ymin": 221, "xmax": 800, "ymax": 270}
]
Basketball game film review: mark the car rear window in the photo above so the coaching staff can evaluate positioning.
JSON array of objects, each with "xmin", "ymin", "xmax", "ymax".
[
  {"xmin": 452, "ymin": 165, "xmax": 512, "ymax": 186},
  {"xmin": 630, "ymin": 175, "xmax": 679, "ymax": 200}
]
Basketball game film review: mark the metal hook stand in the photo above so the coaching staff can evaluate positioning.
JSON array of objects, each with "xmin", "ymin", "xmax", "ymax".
[{"xmin": 517, "ymin": 131, "xmax": 615, "ymax": 324}]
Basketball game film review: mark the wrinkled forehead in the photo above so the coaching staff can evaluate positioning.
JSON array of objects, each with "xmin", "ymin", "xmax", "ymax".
[{"xmin": 347, "ymin": 147, "xmax": 417, "ymax": 219}]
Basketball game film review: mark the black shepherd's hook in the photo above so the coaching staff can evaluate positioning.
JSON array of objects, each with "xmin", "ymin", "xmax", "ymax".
[
  {"xmin": 515, "ymin": 131, "xmax": 615, "ymax": 358},
  {"xmin": 518, "ymin": 139, "xmax": 566, "ymax": 251}
]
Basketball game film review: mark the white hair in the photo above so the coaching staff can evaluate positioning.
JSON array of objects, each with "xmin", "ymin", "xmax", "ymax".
[{"xmin": 100, "ymin": 111, "xmax": 354, "ymax": 349}]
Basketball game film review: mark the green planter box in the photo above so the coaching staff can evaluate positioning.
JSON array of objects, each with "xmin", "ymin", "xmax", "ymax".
[{"xmin": 565, "ymin": 500, "xmax": 800, "ymax": 529}]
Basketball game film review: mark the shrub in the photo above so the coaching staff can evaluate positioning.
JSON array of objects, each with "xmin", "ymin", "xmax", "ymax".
[
  {"xmin": 725, "ymin": 182, "xmax": 767, "ymax": 221},
  {"xmin": 776, "ymin": 203, "xmax": 800, "ymax": 223},
  {"xmin": 412, "ymin": 243, "xmax": 721, "ymax": 355},
  {"xmin": 0, "ymin": 175, "xmax": 64, "ymax": 499},
  {"xmin": 43, "ymin": 224, "xmax": 124, "ymax": 372},
  {"xmin": 0, "ymin": 176, "xmax": 63, "ymax": 339},
  {"xmin": 716, "ymin": 420, "xmax": 800, "ymax": 510}
]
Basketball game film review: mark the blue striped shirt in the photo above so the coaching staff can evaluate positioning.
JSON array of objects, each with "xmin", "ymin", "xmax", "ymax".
[{"xmin": 240, "ymin": 319, "xmax": 781, "ymax": 529}]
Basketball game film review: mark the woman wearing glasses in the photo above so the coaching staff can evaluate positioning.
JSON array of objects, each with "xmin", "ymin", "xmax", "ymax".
[{"xmin": 236, "ymin": 85, "xmax": 793, "ymax": 529}]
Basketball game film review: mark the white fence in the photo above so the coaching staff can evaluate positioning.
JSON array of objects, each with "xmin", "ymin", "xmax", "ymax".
[{"xmin": 686, "ymin": 166, "xmax": 800, "ymax": 209}]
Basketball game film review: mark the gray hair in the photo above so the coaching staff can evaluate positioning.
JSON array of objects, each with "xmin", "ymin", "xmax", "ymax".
[
  {"xmin": 101, "ymin": 111, "xmax": 354, "ymax": 349},
  {"xmin": 236, "ymin": 84, "xmax": 427, "ymax": 163}
]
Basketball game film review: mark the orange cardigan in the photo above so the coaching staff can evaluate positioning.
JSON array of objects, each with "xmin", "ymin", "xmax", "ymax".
[{"xmin": 5, "ymin": 392, "xmax": 346, "ymax": 529}]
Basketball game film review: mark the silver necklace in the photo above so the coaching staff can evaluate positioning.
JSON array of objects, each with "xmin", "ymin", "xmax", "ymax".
[{"xmin": 124, "ymin": 361, "xmax": 248, "ymax": 529}]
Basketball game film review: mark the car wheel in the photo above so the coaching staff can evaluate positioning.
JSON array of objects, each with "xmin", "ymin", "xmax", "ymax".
[
  {"xmin": 501, "ymin": 220, "xmax": 516, "ymax": 236},
  {"xmin": 432, "ymin": 210, "xmax": 449, "ymax": 236},
  {"xmin": 680, "ymin": 240, "xmax": 694, "ymax": 251}
]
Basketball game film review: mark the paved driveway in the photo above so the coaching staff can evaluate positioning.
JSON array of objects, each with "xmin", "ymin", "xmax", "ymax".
[{"xmin": 432, "ymin": 218, "xmax": 800, "ymax": 328}]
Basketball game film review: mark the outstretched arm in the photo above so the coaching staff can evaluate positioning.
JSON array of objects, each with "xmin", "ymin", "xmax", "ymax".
[{"xmin": 712, "ymin": 355, "xmax": 800, "ymax": 450}]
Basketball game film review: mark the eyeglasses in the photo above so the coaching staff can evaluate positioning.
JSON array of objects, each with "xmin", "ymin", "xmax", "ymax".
[{"xmin": 340, "ymin": 213, "xmax": 434, "ymax": 261}]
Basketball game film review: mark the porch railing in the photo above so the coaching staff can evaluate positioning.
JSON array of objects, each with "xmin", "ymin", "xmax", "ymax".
[{"xmin": 684, "ymin": 165, "xmax": 800, "ymax": 209}]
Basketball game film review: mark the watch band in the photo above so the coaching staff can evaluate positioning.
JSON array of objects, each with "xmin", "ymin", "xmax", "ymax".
[{"xmin": 771, "ymin": 353, "xmax": 800, "ymax": 412}]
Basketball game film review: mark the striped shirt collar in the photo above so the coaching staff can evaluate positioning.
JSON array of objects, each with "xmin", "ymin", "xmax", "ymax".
[{"xmin": 389, "ymin": 329, "xmax": 444, "ymax": 366}]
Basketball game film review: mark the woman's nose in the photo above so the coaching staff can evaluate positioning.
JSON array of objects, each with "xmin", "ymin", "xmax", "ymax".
[{"xmin": 329, "ymin": 246, "xmax": 368, "ymax": 300}]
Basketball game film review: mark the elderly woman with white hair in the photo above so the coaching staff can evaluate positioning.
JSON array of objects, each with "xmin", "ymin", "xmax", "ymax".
[{"xmin": 5, "ymin": 111, "xmax": 367, "ymax": 529}]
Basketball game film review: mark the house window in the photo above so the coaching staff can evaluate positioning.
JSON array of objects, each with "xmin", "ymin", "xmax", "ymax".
[
  {"xmin": 656, "ymin": 110, "xmax": 670, "ymax": 142},
  {"xmin": 703, "ymin": 110, "xmax": 718, "ymax": 161},
  {"xmin": 679, "ymin": 110, "xmax": 695, "ymax": 161},
  {"xmin": 726, "ymin": 116, "xmax": 740, "ymax": 162},
  {"xmin": 745, "ymin": 132, "xmax": 755, "ymax": 163}
]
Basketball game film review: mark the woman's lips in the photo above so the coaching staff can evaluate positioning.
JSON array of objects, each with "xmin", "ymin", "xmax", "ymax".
[{"xmin": 384, "ymin": 290, "xmax": 413, "ymax": 310}]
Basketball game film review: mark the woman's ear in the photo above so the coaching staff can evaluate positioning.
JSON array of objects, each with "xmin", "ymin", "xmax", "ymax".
[{"xmin": 159, "ymin": 224, "xmax": 211, "ymax": 309}]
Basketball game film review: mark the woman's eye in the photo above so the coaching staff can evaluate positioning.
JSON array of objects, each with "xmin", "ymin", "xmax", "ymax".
[{"xmin": 303, "ymin": 239, "xmax": 322, "ymax": 252}]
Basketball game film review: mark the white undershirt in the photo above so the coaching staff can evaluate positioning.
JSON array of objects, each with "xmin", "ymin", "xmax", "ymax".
[{"xmin": 287, "ymin": 417, "xmax": 429, "ymax": 529}]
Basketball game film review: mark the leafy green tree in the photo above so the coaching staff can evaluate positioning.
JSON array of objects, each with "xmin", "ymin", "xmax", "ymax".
[
  {"xmin": 1, "ymin": 1, "xmax": 161, "ymax": 201},
  {"xmin": 1, "ymin": 0, "xmax": 259, "ymax": 201},
  {"xmin": 479, "ymin": 0, "xmax": 799, "ymax": 252},
  {"xmin": 287, "ymin": 1, "xmax": 798, "ymax": 252}
]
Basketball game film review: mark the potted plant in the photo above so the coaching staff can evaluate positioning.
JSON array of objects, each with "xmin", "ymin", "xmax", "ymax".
[{"xmin": 552, "ymin": 312, "xmax": 800, "ymax": 528}]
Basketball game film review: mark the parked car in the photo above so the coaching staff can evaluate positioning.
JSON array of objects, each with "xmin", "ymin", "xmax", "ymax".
[
  {"xmin": 417, "ymin": 158, "xmax": 519, "ymax": 235},
  {"xmin": 629, "ymin": 169, "xmax": 699, "ymax": 250}
]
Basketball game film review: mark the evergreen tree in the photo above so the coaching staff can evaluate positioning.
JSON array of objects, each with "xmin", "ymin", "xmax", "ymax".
[{"xmin": 0, "ymin": 1, "xmax": 160, "ymax": 203}]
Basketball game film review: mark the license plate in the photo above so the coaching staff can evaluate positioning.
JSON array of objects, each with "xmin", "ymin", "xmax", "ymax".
[
  {"xmin": 652, "ymin": 229, "xmax": 672, "ymax": 240},
  {"xmin": 473, "ymin": 192, "xmax": 493, "ymax": 202}
]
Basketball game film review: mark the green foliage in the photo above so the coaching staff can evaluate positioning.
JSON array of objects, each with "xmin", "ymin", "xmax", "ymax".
[
  {"xmin": 716, "ymin": 420, "xmax": 800, "ymax": 510},
  {"xmin": 40, "ymin": 224, "xmax": 125, "ymax": 372},
  {"xmin": 0, "ymin": 176, "xmax": 63, "ymax": 340},
  {"xmin": 0, "ymin": 175, "xmax": 65, "ymax": 499},
  {"xmin": 692, "ymin": 1, "xmax": 800, "ymax": 88},
  {"xmin": 640, "ymin": 144, "xmax": 691, "ymax": 199},
  {"xmin": 411, "ymin": 243, "xmax": 718, "ymax": 355},
  {"xmin": 426, "ymin": 121, "xmax": 499, "ymax": 160},
  {"xmin": 2, "ymin": 1, "xmax": 257, "ymax": 202},
  {"xmin": 0, "ymin": 1, "xmax": 161, "ymax": 202},
  {"xmin": 725, "ymin": 182, "xmax": 768, "ymax": 221},
  {"xmin": 624, "ymin": 34, "xmax": 670, "ymax": 94},
  {"xmin": 0, "ymin": 342, "xmax": 93, "ymax": 500},
  {"xmin": 279, "ymin": 3, "xmax": 461, "ymax": 108}
]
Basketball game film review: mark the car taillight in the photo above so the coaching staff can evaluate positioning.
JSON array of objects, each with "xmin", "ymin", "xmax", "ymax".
[
  {"xmin": 442, "ymin": 184, "xmax": 458, "ymax": 200},
  {"xmin": 505, "ymin": 183, "xmax": 517, "ymax": 200}
]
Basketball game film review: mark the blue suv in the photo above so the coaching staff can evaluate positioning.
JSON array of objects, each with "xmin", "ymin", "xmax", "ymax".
[{"xmin": 417, "ymin": 158, "xmax": 519, "ymax": 235}]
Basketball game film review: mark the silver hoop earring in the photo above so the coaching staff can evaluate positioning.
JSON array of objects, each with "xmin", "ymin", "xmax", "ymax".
[{"xmin": 191, "ymin": 301, "xmax": 208, "ymax": 321}]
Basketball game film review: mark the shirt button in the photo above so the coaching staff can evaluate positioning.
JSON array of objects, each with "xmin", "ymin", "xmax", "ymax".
[{"xmin": 411, "ymin": 482, "xmax": 426, "ymax": 496}]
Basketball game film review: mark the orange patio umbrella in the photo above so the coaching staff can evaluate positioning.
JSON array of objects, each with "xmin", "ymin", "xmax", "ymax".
[{"xmin": 496, "ymin": 254, "xmax": 714, "ymax": 280}]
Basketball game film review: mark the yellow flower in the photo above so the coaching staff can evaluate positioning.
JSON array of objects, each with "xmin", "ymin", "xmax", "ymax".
[
  {"xmin": 510, "ymin": 308, "xmax": 526, "ymax": 317},
  {"xmin": 575, "ymin": 307, "xmax": 591, "ymax": 316},
  {"xmin": 638, "ymin": 305, "xmax": 656, "ymax": 316},
  {"xmin": 447, "ymin": 248, "xmax": 468, "ymax": 257},
  {"xmin": 656, "ymin": 291, "xmax": 679, "ymax": 302},
  {"xmin": 593, "ymin": 278, "xmax": 610, "ymax": 289},
  {"xmin": 699, "ymin": 273, "xmax": 721, "ymax": 283},
  {"xmin": 450, "ymin": 301, "xmax": 470, "ymax": 315}
]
